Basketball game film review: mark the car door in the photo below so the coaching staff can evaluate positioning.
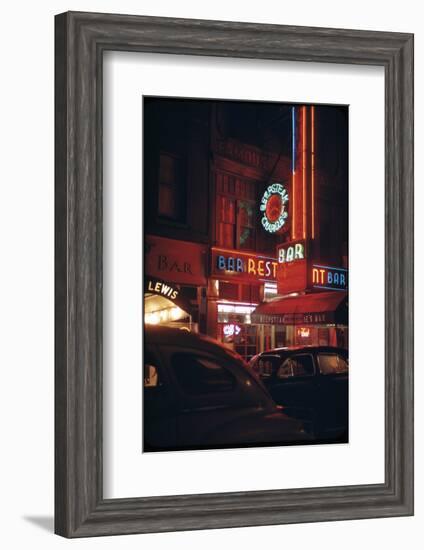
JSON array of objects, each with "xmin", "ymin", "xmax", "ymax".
[
  {"xmin": 316, "ymin": 352, "xmax": 348, "ymax": 438},
  {"xmin": 143, "ymin": 346, "xmax": 178, "ymax": 451},
  {"xmin": 162, "ymin": 347, "xmax": 268, "ymax": 448}
]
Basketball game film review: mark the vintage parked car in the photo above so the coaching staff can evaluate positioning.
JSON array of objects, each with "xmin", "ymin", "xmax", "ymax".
[
  {"xmin": 144, "ymin": 326, "xmax": 310, "ymax": 451},
  {"xmin": 249, "ymin": 346, "xmax": 348, "ymax": 442}
]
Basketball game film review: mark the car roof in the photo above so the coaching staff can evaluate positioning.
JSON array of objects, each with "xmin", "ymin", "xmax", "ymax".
[
  {"xmin": 259, "ymin": 345, "xmax": 348, "ymax": 356},
  {"xmin": 144, "ymin": 325, "xmax": 245, "ymax": 362}
]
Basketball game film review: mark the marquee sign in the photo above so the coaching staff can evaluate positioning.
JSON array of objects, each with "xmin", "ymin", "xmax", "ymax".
[
  {"xmin": 260, "ymin": 183, "xmax": 289, "ymax": 233},
  {"xmin": 252, "ymin": 311, "xmax": 336, "ymax": 326}
]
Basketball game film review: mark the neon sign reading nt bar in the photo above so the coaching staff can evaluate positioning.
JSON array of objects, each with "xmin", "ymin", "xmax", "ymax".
[{"xmin": 311, "ymin": 264, "xmax": 348, "ymax": 291}]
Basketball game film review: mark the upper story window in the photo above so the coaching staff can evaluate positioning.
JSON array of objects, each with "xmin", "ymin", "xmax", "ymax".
[
  {"xmin": 237, "ymin": 200, "xmax": 255, "ymax": 250},
  {"xmin": 216, "ymin": 172, "xmax": 256, "ymax": 250},
  {"xmin": 158, "ymin": 152, "xmax": 186, "ymax": 223}
]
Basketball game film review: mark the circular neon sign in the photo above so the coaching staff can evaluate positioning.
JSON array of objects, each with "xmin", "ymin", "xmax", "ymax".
[{"xmin": 260, "ymin": 183, "xmax": 289, "ymax": 233}]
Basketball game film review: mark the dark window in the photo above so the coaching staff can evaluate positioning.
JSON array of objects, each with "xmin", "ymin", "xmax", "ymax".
[
  {"xmin": 219, "ymin": 282, "xmax": 239, "ymax": 301},
  {"xmin": 216, "ymin": 167, "xmax": 256, "ymax": 252},
  {"xmin": 237, "ymin": 200, "xmax": 255, "ymax": 250},
  {"xmin": 171, "ymin": 353, "xmax": 236, "ymax": 395},
  {"xmin": 318, "ymin": 354, "xmax": 348, "ymax": 375},
  {"xmin": 158, "ymin": 153, "xmax": 186, "ymax": 222},
  {"xmin": 217, "ymin": 195, "xmax": 236, "ymax": 248},
  {"xmin": 216, "ymin": 196, "xmax": 257, "ymax": 250},
  {"xmin": 258, "ymin": 358, "xmax": 275, "ymax": 378},
  {"xmin": 240, "ymin": 284, "xmax": 260, "ymax": 303}
]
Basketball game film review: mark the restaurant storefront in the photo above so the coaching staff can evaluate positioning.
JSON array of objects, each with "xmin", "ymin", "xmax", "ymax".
[
  {"xmin": 251, "ymin": 290, "xmax": 348, "ymax": 349},
  {"xmin": 245, "ymin": 237, "xmax": 349, "ymax": 351},
  {"xmin": 208, "ymin": 247, "xmax": 280, "ymax": 361}
]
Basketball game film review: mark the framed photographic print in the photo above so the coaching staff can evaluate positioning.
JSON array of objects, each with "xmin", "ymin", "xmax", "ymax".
[{"xmin": 55, "ymin": 11, "xmax": 414, "ymax": 537}]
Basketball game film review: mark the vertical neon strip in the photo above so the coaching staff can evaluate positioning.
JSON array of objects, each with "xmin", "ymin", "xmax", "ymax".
[
  {"xmin": 302, "ymin": 106, "xmax": 306, "ymax": 239},
  {"xmin": 292, "ymin": 106, "xmax": 296, "ymax": 172},
  {"xmin": 292, "ymin": 107, "xmax": 296, "ymax": 240},
  {"xmin": 311, "ymin": 105, "xmax": 315, "ymax": 239}
]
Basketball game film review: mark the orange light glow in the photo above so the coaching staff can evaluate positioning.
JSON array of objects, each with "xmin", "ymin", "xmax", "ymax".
[
  {"xmin": 292, "ymin": 171, "xmax": 296, "ymax": 239},
  {"xmin": 302, "ymin": 106, "xmax": 306, "ymax": 239},
  {"xmin": 311, "ymin": 105, "xmax": 315, "ymax": 239},
  {"xmin": 298, "ymin": 327, "xmax": 310, "ymax": 338}
]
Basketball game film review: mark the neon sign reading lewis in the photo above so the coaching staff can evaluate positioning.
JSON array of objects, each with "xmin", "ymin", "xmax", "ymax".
[{"xmin": 260, "ymin": 183, "xmax": 289, "ymax": 233}]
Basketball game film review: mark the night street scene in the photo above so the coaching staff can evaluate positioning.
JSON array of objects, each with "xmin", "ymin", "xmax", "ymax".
[{"xmin": 143, "ymin": 97, "xmax": 348, "ymax": 452}]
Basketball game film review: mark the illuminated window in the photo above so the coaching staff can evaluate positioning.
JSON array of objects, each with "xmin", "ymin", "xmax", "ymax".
[{"xmin": 158, "ymin": 152, "xmax": 186, "ymax": 222}]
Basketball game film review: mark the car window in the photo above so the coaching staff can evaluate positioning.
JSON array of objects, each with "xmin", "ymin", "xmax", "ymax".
[
  {"xmin": 277, "ymin": 355, "xmax": 314, "ymax": 379},
  {"xmin": 277, "ymin": 359, "xmax": 293, "ymax": 379},
  {"xmin": 258, "ymin": 358, "xmax": 275, "ymax": 377},
  {"xmin": 171, "ymin": 353, "xmax": 236, "ymax": 395},
  {"xmin": 144, "ymin": 364, "xmax": 160, "ymax": 387},
  {"xmin": 144, "ymin": 351, "xmax": 162, "ymax": 388},
  {"xmin": 318, "ymin": 353, "xmax": 348, "ymax": 375}
]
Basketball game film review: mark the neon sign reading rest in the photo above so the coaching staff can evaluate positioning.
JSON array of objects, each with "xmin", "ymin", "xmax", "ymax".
[
  {"xmin": 211, "ymin": 248, "xmax": 278, "ymax": 283},
  {"xmin": 260, "ymin": 183, "xmax": 289, "ymax": 233},
  {"xmin": 216, "ymin": 254, "xmax": 278, "ymax": 279}
]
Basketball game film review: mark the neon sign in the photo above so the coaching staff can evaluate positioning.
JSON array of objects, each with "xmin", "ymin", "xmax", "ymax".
[
  {"xmin": 216, "ymin": 255, "xmax": 278, "ymax": 278},
  {"xmin": 298, "ymin": 327, "xmax": 310, "ymax": 338},
  {"xmin": 146, "ymin": 279, "xmax": 179, "ymax": 300},
  {"xmin": 223, "ymin": 324, "xmax": 241, "ymax": 337},
  {"xmin": 260, "ymin": 183, "xmax": 289, "ymax": 233},
  {"xmin": 212, "ymin": 248, "xmax": 278, "ymax": 282},
  {"xmin": 278, "ymin": 241, "xmax": 305, "ymax": 263},
  {"xmin": 311, "ymin": 265, "xmax": 348, "ymax": 291}
]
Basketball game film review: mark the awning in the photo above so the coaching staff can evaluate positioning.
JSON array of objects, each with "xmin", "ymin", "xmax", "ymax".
[
  {"xmin": 144, "ymin": 276, "xmax": 198, "ymax": 322},
  {"xmin": 251, "ymin": 291, "xmax": 347, "ymax": 326}
]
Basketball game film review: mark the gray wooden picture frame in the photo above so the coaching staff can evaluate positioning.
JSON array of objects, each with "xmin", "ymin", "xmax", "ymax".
[{"xmin": 55, "ymin": 11, "xmax": 414, "ymax": 538}]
